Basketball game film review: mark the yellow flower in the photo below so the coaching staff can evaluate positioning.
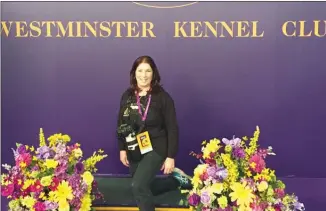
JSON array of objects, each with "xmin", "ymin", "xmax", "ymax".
[
  {"xmin": 82, "ymin": 171, "xmax": 94, "ymax": 186},
  {"xmin": 194, "ymin": 164, "xmax": 208, "ymax": 178},
  {"xmin": 1, "ymin": 174, "xmax": 7, "ymax": 185},
  {"xmin": 21, "ymin": 196, "xmax": 36, "ymax": 209},
  {"xmin": 221, "ymin": 154, "xmax": 238, "ymax": 184},
  {"xmin": 202, "ymin": 139, "xmax": 220, "ymax": 159},
  {"xmin": 47, "ymin": 133, "xmax": 71, "ymax": 147},
  {"xmin": 55, "ymin": 181, "xmax": 73, "ymax": 202},
  {"xmin": 58, "ymin": 199, "xmax": 70, "ymax": 211},
  {"xmin": 62, "ymin": 134, "xmax": 71, "ymax": 143},
  {"xmin": 19, "ymin": 162, "xmax": 27, "ymax": 168},
  {"xmin": 39, "ymin": 128, "xmax": 46, "ymax": 147},
  {"xmin": 39, "ymin": 192, "xmax": 45, "ymax": 199},
  {"xmin": 73, "ymin": 148, "xmax": 83, "ymax": 158},
  {"xmin": 31, "ymin": 171, "xmax": 39, "ymax": 178},
  {"xmin": 45, "ymin": 159, "xmax": 58, "ymax": 169},
  {"xmin": 225, "ymin": 145, "xmax": 232, "ymax": 153},
  {"xmin": 23, "ymin": 179, "xmax": 35, "ymax": 190},
  {"xmin": 8, "ymin": 199, "xmax": 20, "ymax": 210},
  {"xmin": 266, "ymin": 206, "xmax": 276, "ymax": 211},
  {"xmin": 250, "ymin": 162, "xmax": 256, "ymax": 169},
  {"xmin": 41, "ymin": 176, "xmax": 52, "ymax": 186},
  {"xmin": 267, "ymin": 187, "xmax": 274, "ymax": 196},
  {"xmin": 79, "ymin": 194, "xmax": 92, "ymax": 211},
  {"xmin": 254, "ymin": 168, "xmax": 273, "ymax": 182},
  {"xmin": 229, "ymin": 182, "xmax": 255, "ymax": 208},
  {"xmin": 210, "ymin": 182, "xmax": 224, "ymax": 194},
  {"xmin": 217, "ymin": 196, "xmax": 228, "ymax": 209},
  {"xmin": 48, "ymin": 191, "xmax": 57, "ymax": 202},
  {"xmin": 245, "ymin": 126, "xmax": 260, "ymax": 158},
  {"xmin": 83, "ymin": 151, "xmax": 108, "ymax": 172},
  {"xmin": 282, "ymin": 195, "xmax": 292, "ymax": 205},
  {"xmin": 257, "ymin": 181, "xmax": 268, "ymax": 192},
  {"xmin": 191, "ymin": 176, "xmax": 202, "ymax": 190}
]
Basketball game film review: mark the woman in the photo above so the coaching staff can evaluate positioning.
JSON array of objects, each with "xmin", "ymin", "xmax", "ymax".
[{"xmin": 116, "ymin": 55, "xmax": 192, "ymax": 211}]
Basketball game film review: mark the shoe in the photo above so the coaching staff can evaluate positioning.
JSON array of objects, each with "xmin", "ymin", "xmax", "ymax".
[{"xmin": 172, "ymin": 167, "xmax": 193, "ymax": 190}]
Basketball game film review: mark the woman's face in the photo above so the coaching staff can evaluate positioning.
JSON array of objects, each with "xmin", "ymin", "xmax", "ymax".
[{"xmin": 135, "ymin": 63, "xmax": 153, "ymax": 89}]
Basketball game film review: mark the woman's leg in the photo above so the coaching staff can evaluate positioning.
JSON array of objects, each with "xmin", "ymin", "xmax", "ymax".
[
  {"xmin": 129, "ymin": 151, "xmax": 165, "ymax": 211},
  {"xmin": 150, "ymin": 176, "xmax": 180, "ymax": 196},
  {"xmin": 150, "ymin": 168, "xmax": 193, "ymax": 196}
]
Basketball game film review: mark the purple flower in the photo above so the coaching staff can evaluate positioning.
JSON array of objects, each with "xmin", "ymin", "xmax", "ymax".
[
  {"xmin": 75, "ymin": 162, "xmax": 84, "ymax": 174},
  {"xmin": 188, "ymin": 193, "xmax": 200, "ymax": 206},
  {"xmin": 55, "ymin": 162, "xmax": 68, "ymax": 180},
  {"xmin": 294, "ymin": 202, "xmax": 305, "ymax": 210},
  {"xmin": 17, "ymin": 145, "xmax": 27, "ymax": 154},
  {"xmin": 202, "ymin": 207, "xmax": 214, "ymax": 211},
  {"xmin": 217, "ymin": 206, "xmax": 234, "ymax": 211},
  {"xmin": 54, "ymin": 143, "xmax": 68, "ymax": 160},
  {"xmin": 217, "ymin": 168, "xmax": 228, "ymax": 180},
  {"xmin": 44, "ymin": 201, "xmax": 58, "ymax": 210},
  {"xmin": 36, "ymin": 146, "xmax": 54, "ymax": 160},
  {"xmin": 222, "ymin": 136, "xmax": 241, "ymax": 147},
  {"xmin": 206, "ymin": 166, "xmax": 218, "ymax": 178},
  {"xmin": 32, "ymin": 165, "xmax": 40, "ymax": 171},
  {"xmin": 232, "ymin": 147, "xmax": 245, "ymax": 159},
  {"xmin": 200, "ymin": 191, "xmax": 211, "ymax": 205},
  {"xmin": 293, "ymin": 197, "xmax": 305, "ymax": 211}
]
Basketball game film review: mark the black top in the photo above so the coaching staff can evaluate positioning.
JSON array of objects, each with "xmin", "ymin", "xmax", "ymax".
[{"xmin": 117, "ymin": 88, "xmax": 179, "ymax": 158}]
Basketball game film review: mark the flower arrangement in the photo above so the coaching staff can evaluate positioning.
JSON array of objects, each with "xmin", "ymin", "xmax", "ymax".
[
  {"xmin": 1, "ymin": 128, "xmax": 108, "ymax": 211},
  {"xmin": 185, "ymin": 126, "xmax": 305, "ymax": 211}
]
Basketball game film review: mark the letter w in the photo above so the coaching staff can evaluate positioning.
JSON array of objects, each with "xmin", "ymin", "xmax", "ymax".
[{"xmin": 1, "ymin": 21, "xmax": 13, "ymax": 36}]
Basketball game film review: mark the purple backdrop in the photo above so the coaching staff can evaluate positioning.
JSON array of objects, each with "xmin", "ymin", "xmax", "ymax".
[{"xmin": 1, "ymin": 2, "xmax": 326, "ymax": 209}]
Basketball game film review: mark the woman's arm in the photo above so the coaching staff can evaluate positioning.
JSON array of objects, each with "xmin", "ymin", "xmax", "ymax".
[
  {"xmin": 162, "ymin": 91, "xmax": 179, "ymax": 158},
  {"xmin": 117, "ymin": 91, "xmax": 129, "ymax": 151}
]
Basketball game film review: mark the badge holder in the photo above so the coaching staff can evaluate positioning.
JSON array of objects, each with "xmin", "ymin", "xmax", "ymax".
[{"xmin": 136, "ymin": 93, "xmax": 153, "ymax": 155}]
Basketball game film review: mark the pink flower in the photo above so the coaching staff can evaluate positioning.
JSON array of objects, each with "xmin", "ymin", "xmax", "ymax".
[
  {"xmin": 273, "ymin": 204, "xmax": 282, "ymax": 211},
  {"xmin": 275, "ymin": 188, "xmax": 285, "ymax": 198},
  {"xmin": 49, "ymin": 177, "xmax": 60, "ymax": 191},
  {"xmin": 200, "ymin": 172, "xmax": 209, "ymax": 181},
  {"xmin": 1, "ymin": 183, "xmax": 14, "ymax": 197},
  {"xmin": 34, "ymin": 202, "xmax": 46, "ymax": 211},
  {"xmin": 30, "ymin": 180, "xmax": 43, "ymax": 193},
  {"xmin": 21, "ymin": 186, "xmax": 31, "ymax": 197},
  {"xmin": 249, "ymin": 154, "xmax": 265, "ymax": 173},
  {"xmin": 205, "ymin": 158, "xmax": 216, "ymax": 166},
  {"xmin": 250, "ymin": 202, "xmax": 264, "ymax": 211},
  {"xmin": 15, "ymin": 153, "xmax": 32, "ymax": 167}
]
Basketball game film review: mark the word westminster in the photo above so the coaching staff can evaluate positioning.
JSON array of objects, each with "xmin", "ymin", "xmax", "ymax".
[{"xmin": 1, "ymin": 20, "xmax": 326, "ymax": 38}]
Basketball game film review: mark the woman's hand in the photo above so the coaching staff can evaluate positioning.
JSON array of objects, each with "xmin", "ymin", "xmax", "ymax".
[
  {"xmin": 161, "ymin": 157, "xmax": 175, "ymax": 174},
  {"xmin": 120, "ymin": 150, "xmax": 129, "ymax": 167}
]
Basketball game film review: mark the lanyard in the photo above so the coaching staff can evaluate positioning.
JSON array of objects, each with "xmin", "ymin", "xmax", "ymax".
[{"xmin": 136, "ymin": 93, "xmax": 152, "ymax": 121}]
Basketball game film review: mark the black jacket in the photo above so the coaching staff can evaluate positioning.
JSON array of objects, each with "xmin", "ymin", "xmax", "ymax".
[{"xmin": 116, "ymin": 88, "xmax": 179, "ymax": 159}]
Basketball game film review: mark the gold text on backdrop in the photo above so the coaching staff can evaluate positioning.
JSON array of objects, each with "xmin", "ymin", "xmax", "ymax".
[
  {"xmin": 174, "ymin": 21, "xmax": 264, "ymax": 38},
  {"xmin": 1, "ymin": 21, "xmax": 156, "ymax": 38},
  {"xmin": 282, "ymin": 20, "xmax": 326, "ymax": 37}
]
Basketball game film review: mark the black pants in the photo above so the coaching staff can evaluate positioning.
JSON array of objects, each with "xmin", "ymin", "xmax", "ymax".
[{"xmin": 128, "ymin": 150, "xmax": 180, "ymax": 211}]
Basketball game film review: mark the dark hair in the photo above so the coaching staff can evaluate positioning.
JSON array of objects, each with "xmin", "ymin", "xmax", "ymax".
[{"xmin": 129, "ymin": 55, "xmax": 163, "ymax": 93}]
